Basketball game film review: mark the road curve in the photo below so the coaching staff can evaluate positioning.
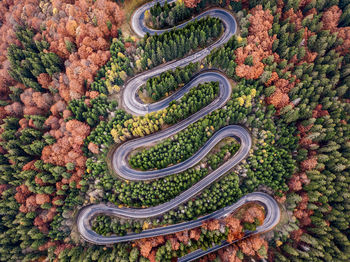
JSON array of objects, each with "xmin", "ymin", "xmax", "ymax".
[
  {"xmin": 77, "ymin": 1, "xmax": 281, "ymax": 260},
  {"xmin": 78, "ymin": 192, "xmax": 280, "ymax": 246},
  {"xmin": 113, "ymin": 125, "xmax": 249, "ymax": 181}
]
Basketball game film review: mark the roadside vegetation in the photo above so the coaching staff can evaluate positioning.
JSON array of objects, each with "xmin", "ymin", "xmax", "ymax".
[
  {"xmin": 146, "ymin": 0, "xmax": 193, "ymax": 29},
  {"xmin": 92, "ymin": 203, "xmax": 267, "ymax": 262},
  {"xmin": 146, "ymin": 0, "xmax": 232, "ymax": 29},
  {"xmin": 130, "ymin": 81, "xmax": 220, "ymax": 170},
  {"xmin": 93, "ymin": 139, "xmax": 240, "ymax": 235},
  {"xmin": 84, "ymin": 17, "xmax": 223, "ymax": 97},
  {"xmin": 139, "ymin": 62, "xmax": 200, "ymax": 102}
]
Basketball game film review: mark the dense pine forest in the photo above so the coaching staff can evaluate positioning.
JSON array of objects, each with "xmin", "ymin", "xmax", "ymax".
[{"xmin": 0, "ymin": 0, "xmax": 349, "ymax": 261}]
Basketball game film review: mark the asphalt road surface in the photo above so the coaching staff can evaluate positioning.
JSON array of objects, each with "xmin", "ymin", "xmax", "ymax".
[{"xmin": 77, "ymin": 1, "xmax": 281, "ymax": 261}]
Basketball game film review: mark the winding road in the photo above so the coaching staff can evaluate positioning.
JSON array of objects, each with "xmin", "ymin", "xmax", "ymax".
[
  {"xmin": 125, "ymin": 0, "xmax": 236, "ymax": 115},
  {"xmin": 113, "ymin": 72, "xmax": 235, "ymax": 181},
  {"xmin": 77, "ymin": 1, "xmax": 281, "ymax": 261}
]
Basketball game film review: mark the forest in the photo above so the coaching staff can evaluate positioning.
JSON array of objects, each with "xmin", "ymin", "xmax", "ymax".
[
  {"xmin": 130, "ymin": 81, "xmax": 220, "ymax": 170},
  {"xmin": 146, "ymin": 0, "xmax": 193, "ymax": 29},
  {"xmin": 87, "ymin": 16, "xmax": 223, "ymax": 97},
  {"xmin": 140, "ymin": 62, "xmax": 200, "ymax": 101},
  {"xmin": 0, "ymin": 0, "xmax": 349, "ymax": 261}
]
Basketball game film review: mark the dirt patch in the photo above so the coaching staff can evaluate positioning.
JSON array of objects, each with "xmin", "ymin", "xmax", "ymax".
[
  {"xmin": 124, "ymin": 0, "xmax": 150, "ymax": 20},
  {"xmin": 207, "ymin": 137, "xmax": 237, "ymax": 155},
  {"xmin": 233, "ymin": 203, "xmax": 266, "ymax": 221},
  {"xmin": 138, "ymin": 89, "xmax": 155, "ymax": 104},
  {"xmin": 120, "ymin": 0, "xmax": 150, "ymax": 38}
]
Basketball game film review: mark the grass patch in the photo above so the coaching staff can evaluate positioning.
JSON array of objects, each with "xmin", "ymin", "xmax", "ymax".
[{"xmin": 123, "ymin": 0, "xmax": 150, "ymax": 20}]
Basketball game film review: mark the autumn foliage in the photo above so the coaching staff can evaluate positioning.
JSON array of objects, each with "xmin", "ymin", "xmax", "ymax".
[
  {"xmin": 184, "ymin": 0, "xmax": 201, "ymax": 8},
  {"xmin": 284, "ymin": 102, "xmax": 329, "ymax": 244},
  {"xmin": 135, "ymin": 205, "xmax": 266, "ymax": 261},
  {"xmin": 1, "ymin": 0, "xmax": 124, "ymax": 104},
  {"xmin": 0, "ymin": 0, "xmax": 124, "ymax": 256},
  {"xmin": 266, "ymin": 88, "xmax": 291, "ymax": 110},
  {"xmin": 322, "ymin": 6, "xmax": 350, "ymax": 55},
  {"xmin": 235, "ymin": 6, "xmax": 275, "ymax": 80},
  {"xmin": 0, "ymin": 0, "xmax": 42, "ymax": 102},
  {"xmin": 42, "ymin": 0, "xmax": 124, "ymax": 101},
  {"xmin": 240, "ymin": 5, "xmax": 319, "ymax": 111},
  {"xmin": 238, "ymin": 235, "xmax": 268, "ymax": 258},
  {"xmin": 42, "ymin": 120, "xmax": 90, "ymax": 168},
  {"xmin": 1, "ymin": 0, "xmax": 348, "ymax": 259}
]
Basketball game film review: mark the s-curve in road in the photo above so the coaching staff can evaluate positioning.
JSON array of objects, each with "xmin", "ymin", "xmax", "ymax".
[
  {"xmin": 124, "ymin": 1, "xmax": 237, "ymax": 116},
  {"xmin": 113, "ymin": 72, "xmax": 234, "ymax": 181},
  {"xmin": 113, "ymin": 125, "xmax": 250, "ymax": 181},
  {"xmin": 77, "ymin": 0, "xmax": 281, "ymax": 260}
]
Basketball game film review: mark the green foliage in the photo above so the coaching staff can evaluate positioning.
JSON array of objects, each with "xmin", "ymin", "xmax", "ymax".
[
  {"xmin": 231, "ymin": 1, "xmax": 243, "ymax": 12},
  {"xmin": 142, "ymin": 62, "xmax": 199, "ymax": 101},
  {"xmin": 68, "ymin": 95, "xmax": 118, "ymax": 127},
  {"xmin": 138, "ymin": 17, "xmax": 223, "ymax": 69},
  {"xmin": 147, "ymin": 1, "xmax": 192, "ymax": 29},
  {"xmin": 84, "ymin": 110, "xmax": 132, "ymax": 155},
  {"xmin": 268, "ymin": 3, "xmax": 350, "ymax": 260},
  {"xmin": 340, "ymin": 2, "xmax": 350, "ymax": 27},
  {"xmin": 244, "ymin": 55, "xmax": 254, "ymax": 66},
  {"xmin": 7, "ymin": 27, "xmax": 62, "ymax": 91},
  {"xmin": 86, "ymin": 81, "xmax": 295, "ymax": 222},
  {"xmin": 147, "ymin": 0, "xmax": 228, "ymax": 30},
  {"xmin": 207, "ymin": 141, "xmax": 240, "ymax": 170},
  {"xmin": 65, "ymin": 40, "xmax": 76, "ymax": 53},
  {"xmin": 205, "ymin": 35, "xmax": 242, "ymax": 77},
  {"xmin": 130, "ymin": 82, "xmax": 220, "ymax": 170},
  {"xmin": 164, "ymin": 81, "xmax": 219, "ymax": 123},
  {"xmin": 90, "ymin": 19, "xmax": 221, "ymax": 98},
  {"xmin": 0, "ymin": 114, "xmax": 81, "ymax": 259},
  {"xmin": 2, "ymin": 1, "xmax": 350, "ymax": 261},
  {"xmin": 91, "ymin": 37, "xmax": 134, "ymax": 94},
  {"xmin": 65, "ymin": 162, "xmax": 75, "ymax": 171}
]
